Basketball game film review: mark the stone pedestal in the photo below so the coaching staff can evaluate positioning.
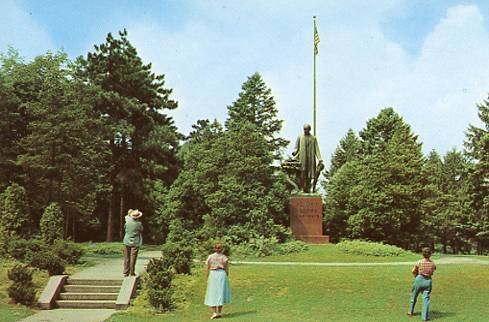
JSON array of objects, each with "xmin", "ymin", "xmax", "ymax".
[{"xmin": 290, "ymin": 195, "xmax": 330, "ymax": 244}]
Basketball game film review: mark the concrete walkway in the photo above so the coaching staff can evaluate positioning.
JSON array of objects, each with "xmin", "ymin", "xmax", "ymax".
[
  {"xmin": 19, "ymin": 250, "xmax": 161, "ymax": 322},
  {"xmin": 232, "ymin": 255, "xmax": 489, "ymax": 267}
]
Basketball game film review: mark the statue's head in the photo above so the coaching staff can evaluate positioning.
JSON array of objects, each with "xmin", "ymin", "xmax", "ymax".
[{"xmin": 303, "ymin": 124, "xmax": 311, "ymax": 135}]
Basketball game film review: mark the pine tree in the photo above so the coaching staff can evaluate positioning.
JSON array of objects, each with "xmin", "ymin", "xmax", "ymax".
[
  {"xmin": 0, "ymin": 183, "xmax": 31, "ymax": 238},
  {"xmin": 14, "ymin": 52, "xmax": 108, "ymax": 240},
  {"xmin": 329, "ymin": 108, "xmax": 425, "ymax": 247},
  {"xmin": 40, "ymin": 202, "xmax": 64, "ymax": 244},
  {"xmin": 464, "ymin": 97, "xmax": 489, "ymax": 253},
  {"xmin": 225, "ymin": 73, "xmax": 288, "ymax": 160},
  {"xmin": 0, "ymin": 49, "xmax": 29, "ymax": 191},
  {"xmin": 328, "ymin": 129, "xmax": 361, "ymax": 178},
  {"xmin": 78, "ymin": 30, "xmax": 180, "ymax": 241}
]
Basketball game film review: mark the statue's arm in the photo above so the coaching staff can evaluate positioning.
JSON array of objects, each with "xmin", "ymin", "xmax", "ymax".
[
  {"xmin": 292, "ymin": 136, "xmax": 300, "ymax": 156},
  {"xmin": 315, "ymin": 138, "xmax": 323, "ymax": 163}
]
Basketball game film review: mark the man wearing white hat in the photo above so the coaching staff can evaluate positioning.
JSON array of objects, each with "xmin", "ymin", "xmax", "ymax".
[{"xmin": 123, "ymin": 209, "xmax": 144, "ymax": 276}]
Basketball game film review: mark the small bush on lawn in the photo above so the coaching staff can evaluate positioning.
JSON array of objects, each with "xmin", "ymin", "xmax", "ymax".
[
  {"xmin": 30, "ymin": 250, "xmax": 65, "ymax": 275},
  {"xmin": 335, "ymin": 240, "xmax": 410, "ymax": 256},
  {"xmin": 277, "ymin": 240, "xmax": 309, "ymax": 254},
  {"xmin": 40, "ymin": 202, "xmax": 64, "ymax": 244},
  {"xmin": 145, "ymin": 257, "xmax": 174, "ymax": 311},
  {"xmin": 52, "ymin": 239, "xmax": 85, "ymax": 264},
  {"xmin": 161, "ymin": 243, "xmax": 193, "ymax": 275},
  {"xmin": 3, "ymin": 237, "xmax": 43, "ymax": 262},
  {"xmin": 7, "ymin": 265, "xmax": 36, "ymax": 305},
  {"xmin": 232, "ymin": 237, "xmax": 309, "ymax": 258}
]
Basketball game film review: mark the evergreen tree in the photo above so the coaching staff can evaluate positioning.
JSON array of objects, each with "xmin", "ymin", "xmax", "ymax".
[
  {"xmin": 323, "ymin": 160, "xmax": 361, "ymax": 241},
  {"xmin": 328, "ymin": 129, "xmax": 361, "ymax": 178},
  {"xmin": 0, "ymin": 183, "xmax": 31, "ymax": 238},
  {"xmin": 0, "ymin": 49, "xmax": 29, "ymax": 191},
  {"xmin": 40, "ymin": 202, "xmax": 64, "ymax": 244},
  {"xmin": 359, "ymin": 107, "xmax": 410, "ymax": 155},
  {"xmin": 155, "ymin": 116, "xmax": 289, "ymax": 244},
  {"xmin": 465, "ymin": 97, "xmax": 489, "ymax": 253},
  {"xmin": 421, "ymin": 149, "xmax": 471, "ymax": 253},
  {"xmin": 14, "ymin": 52, "xmax": 108, "ymax": 240},
  {"xmin": 78, "ymin": 30, "xmax": 180, "ymax": 241},
  {"xmin": 325, "ymin": 108, "xmax": 425, "ymax": 247},
  {"xmin": 225, "ymin": 73, "xmax": 288, "ymax": 160}
]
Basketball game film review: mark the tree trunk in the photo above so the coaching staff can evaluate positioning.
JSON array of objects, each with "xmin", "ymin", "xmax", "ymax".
[
  {"xmin": 72, "ymin": 214, "xmax": 76, "ymax": 242},
  {"xmin": 64, "ymin": 212, "xmax": 70, "ymax": 239},
  {"xmin": 119, "ymin": 192, "xmax": 125, "ymax": 240},
  {"xmin": 106, "ymin": 191, "xmax": 115, "ymax": 242}
]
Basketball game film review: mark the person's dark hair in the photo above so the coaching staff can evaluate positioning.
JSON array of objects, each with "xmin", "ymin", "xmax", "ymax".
[
  {"xmin": 422, "ymin": 247, "xmax": 431, "ymax": 258},
  {"xmin": 214, "ymin": 243, "xmax": 223, "ymax": 253}
]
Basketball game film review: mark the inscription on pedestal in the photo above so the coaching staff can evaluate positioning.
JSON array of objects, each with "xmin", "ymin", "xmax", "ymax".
[{"xmin": 290, "ymin": 195, "xmax": 329, "ymax": 244}]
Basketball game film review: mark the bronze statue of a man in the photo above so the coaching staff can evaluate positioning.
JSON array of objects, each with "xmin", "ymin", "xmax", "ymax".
[{"xmin": 292, "ymin": 124, "xmax": 323, "ymax": 193}]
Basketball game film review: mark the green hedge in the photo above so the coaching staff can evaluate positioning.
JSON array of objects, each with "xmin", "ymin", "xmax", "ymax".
[{"xmin": 335, "ymin": 240, "xmax": 410, "ymax": 257}]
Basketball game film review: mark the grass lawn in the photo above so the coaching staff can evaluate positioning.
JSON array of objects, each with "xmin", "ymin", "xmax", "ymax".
[
  {"xmin": 233, "ymin": 244, "xmax": 427, "ymax": 263},
  {"xmin": 0, "ymin": 259, "xmax": 94, "ymax": 322},
  {"xmin": 0, "ymin": 260, "xmax": 48, "ymax": 322},
  {"xmin": 108, "ymin": 262, "xmax": 489, "ymax": 322}
]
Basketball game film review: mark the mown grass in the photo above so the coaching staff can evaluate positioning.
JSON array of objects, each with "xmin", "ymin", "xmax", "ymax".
[
  {"xmin": 0, "ymin": 260, "xmax": 48, "ymax": 321},
  {"xmin": 0, "ymin": 258, "xmax": 95, "ymax": 322},
  {"xmin": 233, "ymin": 244, "xmax": 426, "ymax": 263},
  {"xmin": 108, "ymin": 263, "xmax": 489, "ymax": 322}
]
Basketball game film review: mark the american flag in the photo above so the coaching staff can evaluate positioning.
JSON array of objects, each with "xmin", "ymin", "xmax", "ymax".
[{"xmin": 314, "ymin": 23, "xmax": 320, "ymax": 55}]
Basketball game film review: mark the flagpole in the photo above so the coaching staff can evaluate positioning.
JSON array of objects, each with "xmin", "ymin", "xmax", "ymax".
[{"xmin": 313, "ymin": 16, "xmax": 317, "ymax": 137}]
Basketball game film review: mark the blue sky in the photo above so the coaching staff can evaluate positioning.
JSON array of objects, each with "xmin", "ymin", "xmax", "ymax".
[{"xmin": 2, "ymin": 0, "xmax": 489, "ymax": 163}]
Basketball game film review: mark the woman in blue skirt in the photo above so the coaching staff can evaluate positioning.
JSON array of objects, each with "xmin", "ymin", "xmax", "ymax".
[{"xmin": 205, "ymin": 243, "xmax": 232, "ymax": 319}]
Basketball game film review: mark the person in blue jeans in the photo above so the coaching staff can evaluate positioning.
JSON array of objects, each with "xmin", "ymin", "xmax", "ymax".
[{"xmin": 408, "ymin": 247, "xmax": 436, "ymax": 321}]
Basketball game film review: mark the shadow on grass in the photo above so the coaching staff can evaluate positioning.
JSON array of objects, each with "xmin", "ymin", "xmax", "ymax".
[
  {"xmin": 225, "ymin": 310, "xmax": 258, "ymax": 319},
  {"xmin": 409, "ymin": 310, "xmax": 456, "ymax": 320},
  {"xmin": 430, "ymin": 310, "xmax": 456, "ymax": 320}
]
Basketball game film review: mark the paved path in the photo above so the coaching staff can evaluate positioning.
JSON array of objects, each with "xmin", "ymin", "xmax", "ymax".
[
  {"xmin": 232, "ymin": 256, "xmax": 489, "ymax": 267},
  {"xmin": 19, "ymin": 250, "xmax": 161, "ymax": 322}
]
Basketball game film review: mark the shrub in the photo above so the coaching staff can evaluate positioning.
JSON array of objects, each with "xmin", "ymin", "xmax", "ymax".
[
  {"xmin": 277, "ymin": 240, "xmax": 309, "ymax": 255},
  {"xmin": 0, "ymin": 183, "xmax": 31, "ymax": 238},
  {"xmin": 166, "ymin": 219, "xmax": 197, "ymax": 245},
  {"xmin": 335, "ymin": 240, "xmax": 410, "ymax": 257},
  {"xmin": 30, "ymin": 250, "xmax": 65, "ymax": 275},
  {"xmin": 232, "ymin": 236, "xmax": 280, "ymax": 257},
  {"xmin": 8, "ymin": 264, "xmax": 34, "ymax": 283},
  {"xmin": 198, "ymin": 237, "xmax": 308, "ymax": 259},
  {"xmin": 7, "ymin": 265, "xmax": 36, "ymax": 306},
  {"xmin": 40, "ymin": 202, "xmax": 64, "ymax": 244},
  {"xmin": 3, "ymin": 237, "xmax": 43, "ymax": 262},
  {"xmin": 161, "ymin": 243, "xmax": 193, "ymax": 275},
  {"xmin": 147, "ymin": 288, "xmax": 174, "ymax": 311},
  {"xmin": 145, "ymin": 257, "xmax": 174, "ymax": 311},
  {"xmin": 52, "ymin": 240, "xmax": 85, "ymax": 264}
]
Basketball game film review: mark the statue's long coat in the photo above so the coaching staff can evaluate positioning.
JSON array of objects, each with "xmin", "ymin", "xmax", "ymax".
[{"xmin": 293, "ymin": 134, "xmax": 322, "ymax": 179}]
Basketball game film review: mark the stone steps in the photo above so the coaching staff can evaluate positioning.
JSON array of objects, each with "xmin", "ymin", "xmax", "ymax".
[
  {"xmin": 39, "ymin": 275, "xmax": 138, "ymax": 310},
  {"xmin": 56, "ymin": 300, "xmax": 116, "ymax": 309},
  {"xmin": 66, "ymin": 279, "xmax": 123, "ymax": 286},
  {"xmin": 55, "ymin": 278, "xmax": 123, "ymax": 309},
  {"xmin": 63, "ymin": 285, "xmax": 121, "ymax": 293},
  {"xmin": 59, "ymin": 292, "xmax": 119, "ymax": 300}
]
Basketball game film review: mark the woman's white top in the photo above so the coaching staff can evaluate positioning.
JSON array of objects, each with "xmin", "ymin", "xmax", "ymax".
[{"xmin": 206, "ymin": 252, "xmax": 228, "ymax": 270}]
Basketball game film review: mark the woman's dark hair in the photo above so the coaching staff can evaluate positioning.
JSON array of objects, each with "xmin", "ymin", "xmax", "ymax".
[
  {"xmin": 422, "ymin": 247, "xmax": 431, "ymax": 258},
  {"xmin": 214, "ymin": 243, "xmax": 223, "ymax": 253}
]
